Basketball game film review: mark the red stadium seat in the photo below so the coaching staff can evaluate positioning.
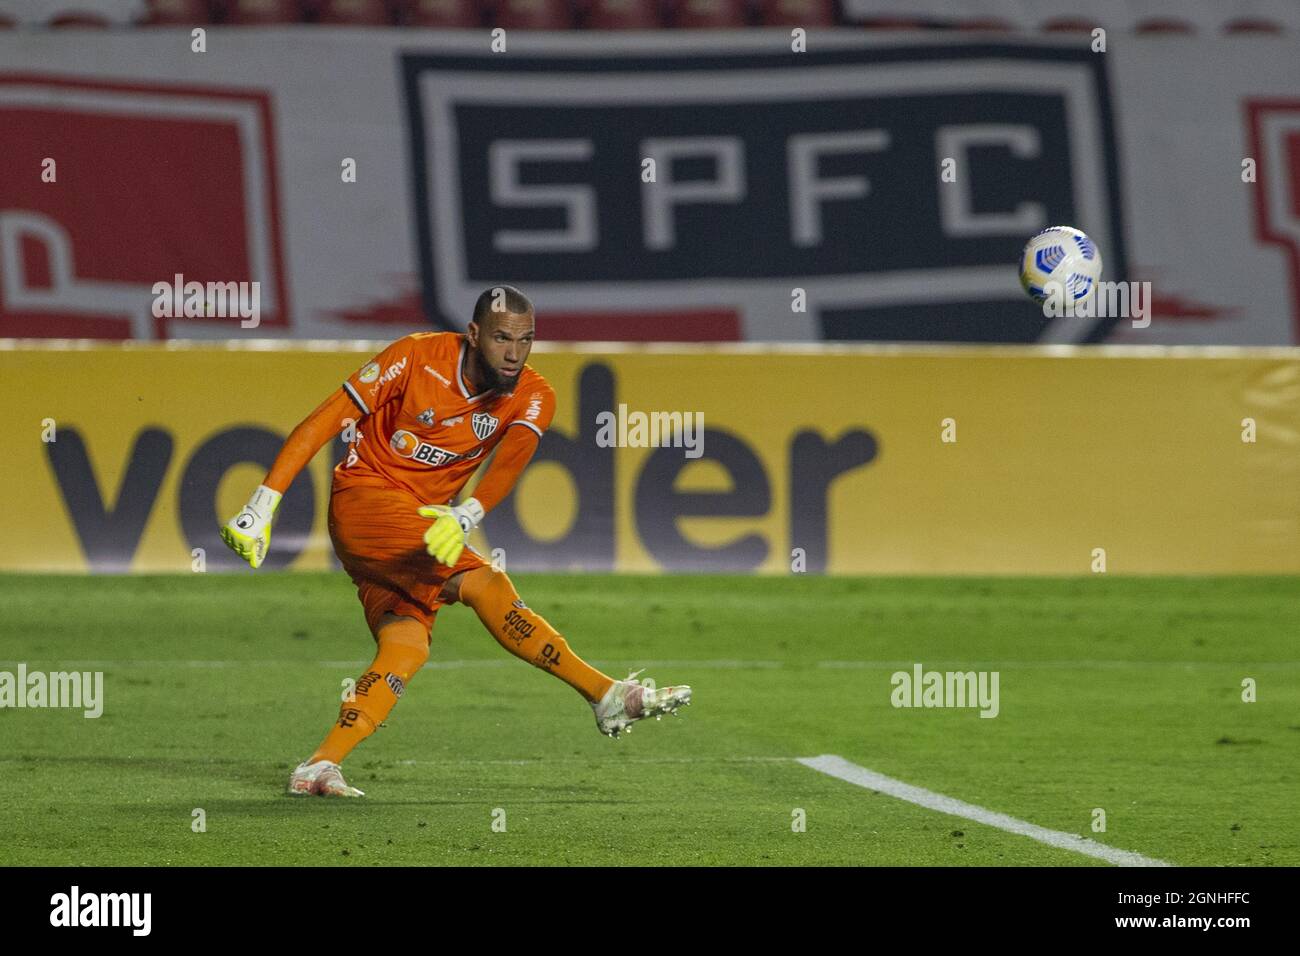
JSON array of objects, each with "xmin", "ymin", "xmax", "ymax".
[
  {"xmin": 139, "ymin": 0, "xmax": 214, "ymax": 24},
  {"xmin": 1134, "ymin": 18, "xmax": 1195, "ymax": 35},
  {"xmin": 1224, "ymin": 19, "xmax": 1284, "ymax": 35},
  {"xmin": 855, "ymin": 17, "xmax": 930, "ymax": 30},
  {"xmin": 223, "ymin": 0, "xmax": 304, "ymax": 23},
  {"xmin": 492, "ymin": 0, "xmax": 574, "ymax": 29},
  {"xmin": 50, "ymin": 12, "xmax": 114, "ymax": 27},
  {"xmin": 583, "ymin": 0, "xmax": 660, "ymax": 30},
  {"xmin": 669, "ymin": 0, "xmax": 747, "ymax": 29},
  {"xmin": 757, "ymin": 0, "xmax": 835, "ymax": 28},
  {"xmin": 404, "ymin": 0, "xmax": 481, "ymax": 26},
  {"xmin": 1041, "ymin": 17, "xmax": 1100, "ymax": 33},
  {"xmin": 954, "ymin": 17, "xmax": 1012, "ymax": 32},
  {"xmin": 317, "ymin": 0, "xmax": 393, "ymax": 23}
]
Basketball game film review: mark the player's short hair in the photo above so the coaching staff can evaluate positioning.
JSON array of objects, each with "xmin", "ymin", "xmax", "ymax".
[{"xmin": 472, "ymin": 285, "xmax": 533, "ymax": 327}]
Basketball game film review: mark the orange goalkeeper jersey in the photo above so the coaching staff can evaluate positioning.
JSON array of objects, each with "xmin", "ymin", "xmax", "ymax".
[{"xmin": 335, "ymin": 331, "xmax": 556, "ymax": 505}]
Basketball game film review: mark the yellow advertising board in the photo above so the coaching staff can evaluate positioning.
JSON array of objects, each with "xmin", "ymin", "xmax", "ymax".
[{"xmin": 1, "ymin": 342, "xmax": 1296, "ymax": 575}]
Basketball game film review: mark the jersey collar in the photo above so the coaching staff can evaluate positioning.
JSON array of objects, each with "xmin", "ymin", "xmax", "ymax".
[{"xmin": 457, "ymin": 340, "xmax": 494, "ymax": 404}]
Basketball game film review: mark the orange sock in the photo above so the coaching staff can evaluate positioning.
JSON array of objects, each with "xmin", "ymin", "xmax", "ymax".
[
  {"xmin": 309, "ymin": 618, "xmax": 429, "ymax": 766},
  {"xmin": 459, "ymin": 567, "xmax": 615, "ymax": 703}
]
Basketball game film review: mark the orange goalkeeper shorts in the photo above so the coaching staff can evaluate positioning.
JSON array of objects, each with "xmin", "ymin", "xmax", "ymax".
[{"xmin": 328, "ymin": 481, "xmax": 487, "ymax": 637}]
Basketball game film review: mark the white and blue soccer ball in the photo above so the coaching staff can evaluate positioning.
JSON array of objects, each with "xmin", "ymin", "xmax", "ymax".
[{"xmin": 1019, "ymin": 226, "xmax": 1103, "ymax": 306}]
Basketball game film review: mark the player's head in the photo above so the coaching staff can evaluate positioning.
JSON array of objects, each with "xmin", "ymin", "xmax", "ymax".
[{"xmin": 467, "ymin": 285, "xmax": 535, "ymax": 394}]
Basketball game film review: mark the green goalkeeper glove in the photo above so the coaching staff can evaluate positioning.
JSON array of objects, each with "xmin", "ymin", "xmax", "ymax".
[
  {"xmin": 418, "ymin": 498, "xmax": 485, "ymax": 567},
  {"xmin": 220, "ymin": 484, "xmax": 282, "ymax": 569}
]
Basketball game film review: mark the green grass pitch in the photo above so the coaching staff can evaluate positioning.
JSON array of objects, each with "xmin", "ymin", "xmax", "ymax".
[{"xmin": 0, "ymin": 573, "xmax": 1296, "ymax": 866}]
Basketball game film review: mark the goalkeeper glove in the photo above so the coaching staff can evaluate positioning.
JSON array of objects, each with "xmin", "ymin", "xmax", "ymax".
[
  {"xmin": 418, "ymin": 497, "xmax": 485, "ymax": 567},
  {"xmin": 220, "ymin": 484, "xmax": 282, "ymax": 569}
]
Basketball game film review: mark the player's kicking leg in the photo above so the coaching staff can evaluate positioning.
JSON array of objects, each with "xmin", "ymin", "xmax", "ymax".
[
  {"xmin": 288, "ymin": 612, "xmax": 430, "ymax": 797},
  {"xmin": 446, "ymin": 566, "xmax": 692, "ymax": 738}
]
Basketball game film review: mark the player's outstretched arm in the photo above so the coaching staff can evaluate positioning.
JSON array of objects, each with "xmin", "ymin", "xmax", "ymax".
[
  {"xmin": 420, "ymin": 426, "xmax": 541, "ymax": 566},
  {"xmin": 220, "ymin": 388, "xmax": 357, "ymax": 568}
]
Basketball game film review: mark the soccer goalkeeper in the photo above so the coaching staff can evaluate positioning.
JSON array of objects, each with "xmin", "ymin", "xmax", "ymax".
[{"xmin": 220, "ymin": 286, "xmax": 691, "ymax": 797}]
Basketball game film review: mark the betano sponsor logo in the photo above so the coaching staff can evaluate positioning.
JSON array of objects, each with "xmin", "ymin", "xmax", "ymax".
[{"xmin": 389, "ymin": 429, "xmax": 483, "ymax": 467}]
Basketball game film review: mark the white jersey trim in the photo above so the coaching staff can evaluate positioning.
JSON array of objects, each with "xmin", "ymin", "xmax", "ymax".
[{"xmin": 342, "ymin": 380, "xmax": 370, "ymax": 415}]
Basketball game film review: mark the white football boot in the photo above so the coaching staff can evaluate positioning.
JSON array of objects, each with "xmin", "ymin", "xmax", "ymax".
[
  {"xmin": 288, "ymin": 759, "xmax": 365, "ymax": 797},
  {"xmin": 592, "ymin": 670, "xmax": 692, "ymax": 738}
]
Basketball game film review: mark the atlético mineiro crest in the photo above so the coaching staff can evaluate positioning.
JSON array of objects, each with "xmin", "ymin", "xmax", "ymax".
[
  {"xmin": 471, "ymin": 411, "xmax": 499, "ymax": 440},
  {"xmin": 417, "ymin": 408, "xmax": 435, "ymax": 427}
]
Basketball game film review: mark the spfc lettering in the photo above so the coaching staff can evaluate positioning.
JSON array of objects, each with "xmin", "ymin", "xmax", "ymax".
[{"xmin": 405, "ymin": 44, "xmax": 1124, "ymax": 344}]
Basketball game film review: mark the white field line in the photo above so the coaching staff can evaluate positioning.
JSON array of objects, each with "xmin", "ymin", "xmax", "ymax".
[
  {"xmin": 799, "ymin": 754, "xmax": 1170, "ymax": 868},
  {"xmin": 816, "ymin": 660, "xmax": 1300, "ymax": 669},
  {"xmin": 394, "ymin": 756, "xmax": 794, "ymax": 766}
]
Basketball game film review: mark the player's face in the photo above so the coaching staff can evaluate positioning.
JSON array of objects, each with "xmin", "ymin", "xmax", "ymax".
[{"xmin": 471, "ymin": 311, "xmax": 535, "ymax": 394}]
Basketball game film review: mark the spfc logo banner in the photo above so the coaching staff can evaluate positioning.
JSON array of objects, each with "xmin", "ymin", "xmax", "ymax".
[{"xmin": 402, "ymin": 38, "xmax": 1127, "ymax": 344}]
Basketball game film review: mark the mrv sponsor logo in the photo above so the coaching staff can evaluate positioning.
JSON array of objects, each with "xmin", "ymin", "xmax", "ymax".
[
  {"xmin": 50, "ymin": 886, "xmax": 151, "ymax": 936},
  {"xmin": 403, "ymin": 41, "xmax": 1125, "ymax": 343},
  {"xmin": 0, "ymin": 664, "xmax": 103, "ymax": 718}
]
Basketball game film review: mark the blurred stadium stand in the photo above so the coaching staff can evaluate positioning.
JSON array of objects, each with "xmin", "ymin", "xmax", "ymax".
[
  {"xmin": 405, "ymin": 0, "xmax": 481, "ymax": 27},
  {"xmin": 495, "ymin": 0, "xmax": 577, "ymax": 30},
  {"xmin": 666, "ymin": 0, "xmax": 746, "ymax": 30},
  {"xmin": 0, "ymin": 0, "xmax": 1296, "ymax": 30},
  {"xmin": 582, "ymin": 0, "xmax": 661, "ymax": 30}
]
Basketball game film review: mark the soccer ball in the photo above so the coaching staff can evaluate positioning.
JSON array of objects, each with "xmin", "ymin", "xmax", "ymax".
[{"xmin": 1019, "ymin": 226, "xmax": 1103, "ymax": 306}]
